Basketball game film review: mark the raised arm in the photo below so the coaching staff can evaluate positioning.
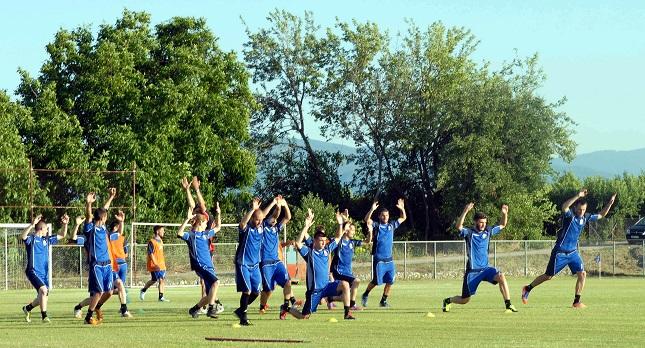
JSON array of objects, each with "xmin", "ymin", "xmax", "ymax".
[
  {"xmin": 57, "ymin": 214, "xmax": 69, "ymax": 239},
  {"xmin": 295, "ymin": 209, "xmax": 314, "ymax": 249},
  {"xmin": 103, "ymin": 187, "xmax": 117, "ymax": 210},
  {"xmin": 364, "ymin": 201, "xmax": 379, "ymax": 226},
  {"xmin": 281, "ymin": 198, "xmax": 292, "ymax": 225},
  {"xmin": 396, "ymin": 198, "xmax": 407, "ymax": 224},
  {"xmin": 71, "ymin": 216, "xmax": 83, "ymax": 241},
  {"xmin": 562, "ymin": 189, "xmax": 586, "ymax": 212},
  {"xmin": 332, "ymin": 211, "xmax": 344, "ymax": 244},
  {"xmin": 213, "ymin": 202, "xmax": 222, "ymax": 232},
  {"xmin": 498, "ymin": 205, "xmax": 509, "ymax": 229},
  {"xmin": 262, "ymin": 196, "xmax": 279, "ymax": 220},
  {"xmin": 456, "ymin": 202, "xmax": 474, "ymax": 231},
  {"xmin": 85, "ymin": 192, "xmax": 96, "ymax": 223},
  {"xmin": 177, "ymin": 208, "xmax": 194, "ymax": 238},
  {"xmin": 239, "ymin": 197, "xmax": 260, "ymax": 229},
  {"xmin": 21, "ymin": 214, "xmax": 42, "ymax": 240},
  {"xmin": 364, "ymin": 220, "xmax": 373, "ymax": 244},
  {"xmin": 182, "ymin": 177, "xmax": 196, "ymax": 210},
  {"xmin": 192, "ymin": 176, "xmax": 207, "ymax": 214},
  {"xmin": 597, "ymin": 193, "xmax": 617, "ymax": 219},
  {"xmin": 115, "ymin": 210, "xmax": 125, "ymax": 235}
]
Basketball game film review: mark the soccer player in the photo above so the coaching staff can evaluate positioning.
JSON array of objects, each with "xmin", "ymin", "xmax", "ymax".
[
  {"xmin": 442, "ymin": 203, "xmax": 517, "ymax": 313},
  {"xmin": 521, "ymin": 190, "xmax": 616, "ymax": 308},
  {"xmin": 258, "ymin": 196, "xmax": 300, "ymax": 319},
  {"xmin": 21, "ymin": 214, "xmax": 68, "ymax": 323},
  {"xmin": 109, "ymin": 210, "xmax": 132, "ymax": 317},
  {"xmin": 330, "ymin": 209, "xmax": 372, "ymax": 310},
  {"xmin": 361, "ymin": 199, "xmax": 406, "ymax": 308},
  {"xmin": 178, "ymin": 203, "xmax": 222, "ymax": 319},
  {"xmin": 287, "ymin": 209, "xmax": 355, "ymax": 320},
  {"xmin": 140, "ymin": 225, "xmax": 169, "ymax": 302},
  {"xmin": 74, "ymin": 211, "xmax": 132, "ymax": 319},
  {"xmin": 233, "ymin": 197, "xmax": 268, "ymax": 326},
  {"xmin": 81, "ymin": 188, "xmax": 116, "ymax": 325}
]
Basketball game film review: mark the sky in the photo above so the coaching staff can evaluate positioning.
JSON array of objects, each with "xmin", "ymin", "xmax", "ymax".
[{"xmin": 1, "ymin": 0, "xmax": 644, "ymax": 154}]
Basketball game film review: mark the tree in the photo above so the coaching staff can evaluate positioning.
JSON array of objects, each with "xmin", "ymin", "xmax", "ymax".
[
  {"xmin": 243, "ymin": 9, "xmax": 348, "ymax": 206},
  {"xmin": 14, "ymin": 10, "xmax": 256, "ymax": 221}
]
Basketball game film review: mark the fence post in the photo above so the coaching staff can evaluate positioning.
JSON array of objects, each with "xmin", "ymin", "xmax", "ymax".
[
  {"xmin": 79, "ymin": 246, "xmax": 83, "ymax": 288},
  {"xmin": 524, "ymin": 241, "xmax": 528, "ymax": 277},
  {"xmin": 403, "ymin": 242, "xmax": 407, "ymax": 280},
  {"xmin": 463, "ymin": 241, "xmax": 467, "ymax": 270},
  {"xmin": 642, "ymin": 240, "xmax": 645, "ymax": 277},
  {"xmin": 4, "ymin": 228, "xmax": 7, "ymax": 290},
  {"xmin": 493, "ymin": 241, "xmax": 497, "ymax": 268},
  {"xmin": 433, "ymin": 242, "xmax": 437, "ymax": 280},
  {"xmin": 612, "ymin": 240, "xmax": 616, "ymax": 276},
  {"xmin": 130, "ymin": 222, "xmax": 135, "ymax": 288}
]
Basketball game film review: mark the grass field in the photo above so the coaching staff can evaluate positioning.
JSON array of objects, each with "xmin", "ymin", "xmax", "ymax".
[{"xmin": 1, "ymin": 277, "xmax": 644, "ymax": 347}]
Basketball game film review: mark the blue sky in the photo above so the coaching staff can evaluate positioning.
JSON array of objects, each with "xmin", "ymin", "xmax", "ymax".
[{"xmin": 1, "ymin": 0, "xmax": 644, "ymax": 154}]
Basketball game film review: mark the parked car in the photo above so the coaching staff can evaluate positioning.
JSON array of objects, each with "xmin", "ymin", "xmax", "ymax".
[{"xmin": 626, "ymin": 217, "xmax": 645, "ymax": 244}]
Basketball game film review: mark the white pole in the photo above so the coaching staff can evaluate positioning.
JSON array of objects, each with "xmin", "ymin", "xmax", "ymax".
[
  {"xmin": 47, "ymin": 224, "xmax": 53, "ymax": 290},
  {"xmin": 4, "ymin": 228, "xmax": 7, "ymax": 290}
]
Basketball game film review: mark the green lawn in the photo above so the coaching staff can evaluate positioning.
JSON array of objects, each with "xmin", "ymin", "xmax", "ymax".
[{"xmin": 0, "ymin": 277, "xmax": 643, "ymax": 347}]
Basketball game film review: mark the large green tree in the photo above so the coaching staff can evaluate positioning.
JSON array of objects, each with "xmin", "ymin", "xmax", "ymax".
[{"xmin": 15, "ymin": 10, "xmax": 256, "ymax": 221}]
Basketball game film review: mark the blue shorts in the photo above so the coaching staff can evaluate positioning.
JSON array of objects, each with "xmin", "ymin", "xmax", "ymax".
[
  {"xmin": 260, "ymin": 260, "xmax": 290, "ymax": 292},
  {"xmin": 26, "ymin": 270, "xmax": 49, "ymax": 291},
  {"xmin": 461, "ymin": 267, "xmax": 499, "ymax": 298},
  {"xmin": 195, "ymin": 267, "xmax": 218, "ymax": 293},
  {"xmin": 236, "ymin": 264, "xmax": 261, "ymax": 293},
  {"xmin": 332, "ymin": 271, "xmax": 356, "ymax": 286},
  {"xmin": 371, "ymin": 259, "xmax": 395, "ymax": 285},
  {"xmin": 112, "ymin": 263, "xmax": 127, "ymax": 284},
  {"xmin": 546, "ymin": 249, "xmax": 584, "ymax": 276},
  {"xmin": 151, "ymin": 270, "xmax": 166, "ymax": 281},
  {"xmin": 89, "ymin": 263, "xmax": 113, "ymax": 295},
  {"xmin": 302, "ymin": 281, "xmax": 341, "ymax": 316}
]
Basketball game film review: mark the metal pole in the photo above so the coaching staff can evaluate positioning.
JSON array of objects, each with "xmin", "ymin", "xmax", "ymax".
[
  {"xmin": 131, "ymin": 163, "xmax": 137, "ymax": 288},
  {"xmin": 403, "ymin": 242, "xmax": 407, "ymax": 280},
  {"xmin": 613, "ymin": 240, "xmax": 616, "ymax": 276},
  {"xmin": 4, "ymin": 228, "xmax": 7, "ymax": 290},
  {"xmin": 48, "ymin": 225, "xmax": 53, "ymax": 290},
  {"xmin": 130, "ymin": 223, "xmax": 135, "ymax": 288},
  {"xmin": 642, "ymin": 240, "xmax": 645, "ymax": 277},
  {"xmin": 493, "ymin": 241, "xmax": 497, "ymax": 268},
  {"xmin": 463, "ymin": 241, "xmax": 467, "ymax": 270},
  {"xmin": 79, "ymin": 246, "xmax": 83, "ymax": 288},
  {"xmin": 524, "ymin": 241, "xmax": 528, "ymax": 277},
  {"xmin": 433, "ymin": 242, "xmax": 437, "ymax": 280}
]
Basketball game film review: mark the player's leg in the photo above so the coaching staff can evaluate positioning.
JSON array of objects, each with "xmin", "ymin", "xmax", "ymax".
[
  {"xmin": 234, "ymin": 264, "xmax": 253, "ymax": 325},
  {"xmin": 246, "ymin": 265, "xmax": 261, "ymax": 314},
  {"xmin": 203, "ymin": 269, "xmax": 220, "ymax": 318},
  {"xmin": 443, "ymin": 273, "xmax": 472, "ymax": 312},
  {"xmin": 493, "ymin": 270, "xmax": 517, "ymax": 312},
  {"xmin": 140, "ymin": 274, "xmax": 157, "ymax": 301},
  {"xmin": 73, "ymin": 297, "xmax": 91, "ymax": 318},
  {"xmin": 570, "ymin": 252, "xmax": 586, "ymax": 308},
  {"xmin": 158, "ymin": 272, "xmax": 168, "ymax": 301},
  {"xmin": 85, "ymin": 264, "xmax": 108, "ymax": 325},
  {"xmin": 23, "ymin": 272, "xmax": 46, "ymax": 323},
  {"xmin": 38, "ymin": 285, "xmax": 50, "ymax": 322},
  {"xmin": 380, "ymin": 262, "xmax": 395, "ymax": 307},
  {"xmin": 522, "ymin": 251, "xmax": 561, "ymax": 304},
  {"xmin": 259, "ymin": 263, "xmax": 274, "ymax": 313},
  {"xmin": 115, "ymin": 279, "xmax": 131, "ymax": 317},
  {"xmin": 94, "ymin": 267, "xmax": 113, "ymax": 322},
  {"xmin": 335, "ymin": 280, "xmax": 354, "ymax": 319},
  {"xmin": 361, "ymin": 259, "xmax": 380, "ymax": 306},
  {"xmin": 350, "ymin": 278, "xmax": 361, "ymax": 309}
]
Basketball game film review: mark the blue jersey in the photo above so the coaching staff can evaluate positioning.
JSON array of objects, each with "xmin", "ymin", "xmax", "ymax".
[
  {"xmin": 461, "ymin": 226, "xmax": 502, "ymax": 271},
  {"xmin": 235, "ymin": 223, "xmax": 263, "ymax": 266},
  {"xmin": 180, "ymin": 229, "xmax": 216, "ymax": 270},
  {"xmin": 299, "ymin": 240, "xmax": 338, "ymax": 291},
  {"xmin": 331, "ymin": 239, "xmax": 362, "ymax": 277},
  {"xmin": 261, "ymin": 220, "xmax": 283, "ymax": 262},
  {"xmin": 74, "ymin": 236, "xmax": 85, "ymax": 245},
  {"xmin": 371, "ymin": 220, "xmax": 400, "ymax": 261},
  {"xmin": 83, "ymin": 222, "xmax": 111, "ymax": 264},
  {"xmin": 555, "ymin": 210, "xmax": 600, "ymax": 252},
  {"xmin": 24, "ymin": 235, "xmax": 58, "ymax": 274}
]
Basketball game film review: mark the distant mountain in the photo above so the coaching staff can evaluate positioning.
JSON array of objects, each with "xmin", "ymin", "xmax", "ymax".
[
  {"xmin": 551, "ymin": 148, "xmax": 645, "ymax": 178},
  {"xmin": 268, "ymin": 139, "xmax": 645, "ymax": 186}
]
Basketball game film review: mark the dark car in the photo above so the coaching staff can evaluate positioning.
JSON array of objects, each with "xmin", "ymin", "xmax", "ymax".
[{"xmin": 626, "ymin": 217, "xmax": 645, "ymax": 244}]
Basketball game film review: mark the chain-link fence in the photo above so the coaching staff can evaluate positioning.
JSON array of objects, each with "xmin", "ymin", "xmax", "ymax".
[{"xmin": 3, "ymin": 221, "xmax": 645, "ymax": 290}]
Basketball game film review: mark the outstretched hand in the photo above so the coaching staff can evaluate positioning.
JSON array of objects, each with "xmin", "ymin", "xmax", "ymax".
[
  {"xmin": 396, "ymin": 198, "xmax": 405, "ymax": 210},
  {"xmin": 61, "ymin": 214, "xmax": 70, "ymax": 225},
  {"xmin": 108, "ymin": 187, "xmax": 117, "ymax": 198},
  {"xmin": 31, "ymin": 214, "xmax": 43, "ymax": 226},
  {"xmin": 501, "ymin": 204, "xmax": 509, "ymax": 214},
  {"xmin": 75, "ymin": 216, "xmax": 84, "ymax": 225},
  {"xmin": 181, "ymin": 177, "xmax": 190, "ymax": 190},
  {"xmin": 335, "ymin": 211, "xmax": 344, "ymax": 225},
  {"xmin": 464, "ymin": 202, "xmax": 474, "ymax": 212},
  {"xmin": 371, "ymin": 201, "xmax": 379, "ymax": 211},
  {"xmin": 86, "ymin": 192, "xmax": 96, "ymax": 204},
  {"xmin": 115, "ymin": 210, "xmax": 125, "ymax": 222},
  {"xmin": 610, "ymin": 193, "xmax": 617, "ymax": 202},
  {"xmin": 215, "ymin": 202, "xmax": 221, "ymax": 215},
  {"xmin": 578, "ymin": 189, "xmax": 588, "ymax": 198},
  {"xmin": 305, "ymin": 208, "xmax": 315, "ymax": 226},
  {"xmin": 252, "ymin": 197, "xmax": 261, "ymax": 210},
  {"xmin": 191, "ymin": 176, "xmax": 200, "ymax": 189}
]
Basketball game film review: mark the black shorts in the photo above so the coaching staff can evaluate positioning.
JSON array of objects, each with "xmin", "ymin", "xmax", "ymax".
[{"xmin": 331, "ymin": 271, "xmax": 356, "ymax": 285}]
